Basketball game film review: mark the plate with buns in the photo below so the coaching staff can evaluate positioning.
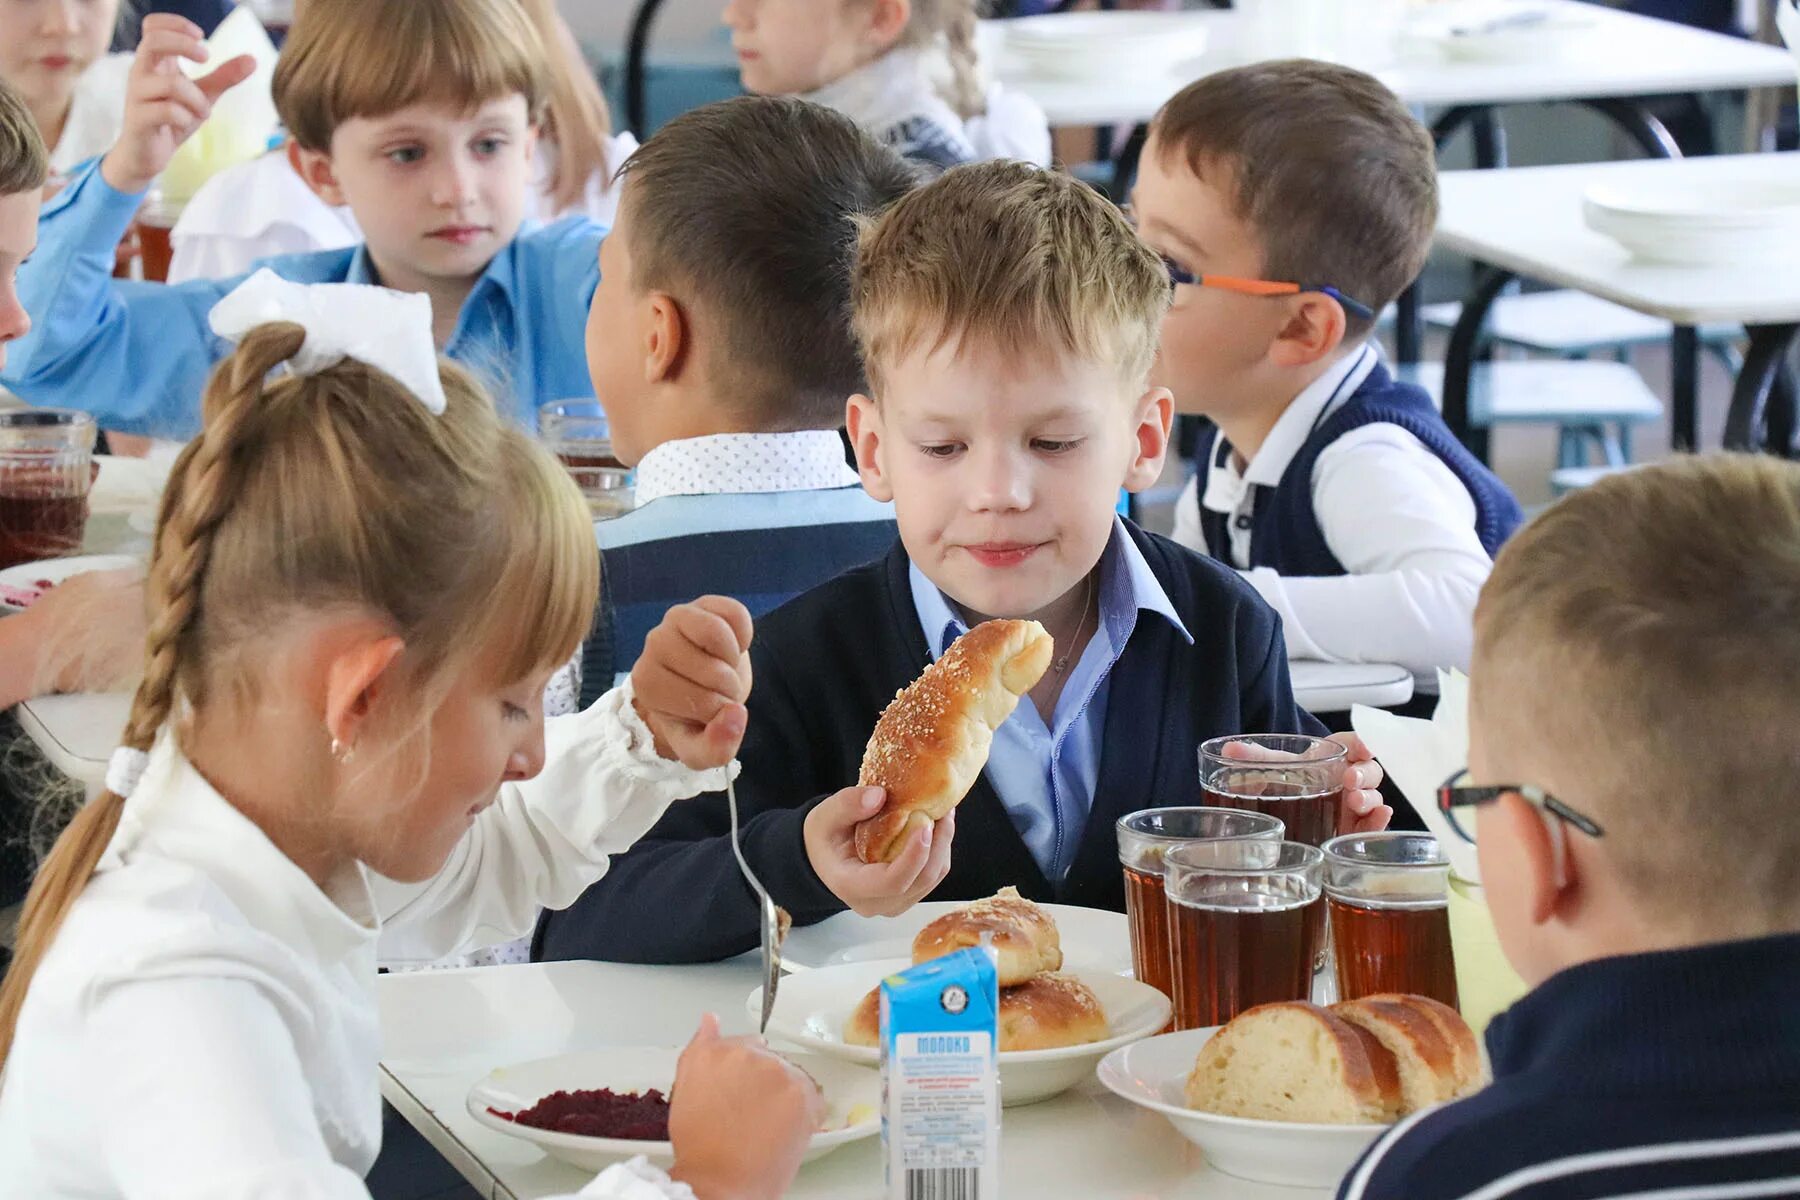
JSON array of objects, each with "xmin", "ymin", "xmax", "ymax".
[
  {"xmin": 781, "ymin": 894, "xmax": 1132, "ymax": 976},
  {"xmin": 752, "ymin": 889, "xmax": 1169, "ymax": 1105},
  {"xmin": 1096, "ymin": 996, "xmax": 1487, "ymax": 1187}
]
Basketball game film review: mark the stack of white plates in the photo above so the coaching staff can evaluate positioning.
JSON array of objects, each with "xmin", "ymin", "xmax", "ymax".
[
  {"xmin": 1002, "ymin": 12, "xmax": 1211, "ymax": 81},
  {"xmin": 1401, "ymin": 1, "xmax": 1600, "ymax": 63},
  {"xmin": 1582, "ymin": 178, "xmax": 1800, "ymax": 266}
]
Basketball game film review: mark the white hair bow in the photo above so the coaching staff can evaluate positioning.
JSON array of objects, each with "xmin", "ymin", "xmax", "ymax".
[{"xmin": 207, "ymin": 269, "xmax": 448, "ymax": 415}]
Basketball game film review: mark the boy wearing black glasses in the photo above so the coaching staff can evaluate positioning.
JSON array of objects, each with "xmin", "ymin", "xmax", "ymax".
[
  {"xmin": 1131, "ymin": 61, "xmax": 1522, "ymax": 700},
  {"xmin": 1341, "ymin": 455, "xmax": 1800, "ymax": 1200}
]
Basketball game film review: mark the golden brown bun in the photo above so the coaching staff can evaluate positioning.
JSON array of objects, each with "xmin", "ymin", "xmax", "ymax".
[
  {"xmin": 1184, "ymin": 1002, "xmax": 1403, "ymax": 1123},
  {"xmin": 854, "ymin": 620, "xmax": 1054, "ymax": 863},
  {"xmin": 996, "ymin": 973, "xmax": 1110, "ymax": 1051},
  {"xmin": 912, "ymin": 887, "xmax": 1062, "ymax": 987},
  {"xmin": 1384, "ymin": 993, "xmax": 1485, "ymax": 1096},
  {"xmin": 844, "ymin": 986, "xmax": 881, "ymax": 1048},
  {"xmin": 1330, "ymin": 997, "xmax": 1461, "ymax": 1111},
  {"xmin": 843, "ymin": 971, "xmax": 1108, "ymax": 1052}
]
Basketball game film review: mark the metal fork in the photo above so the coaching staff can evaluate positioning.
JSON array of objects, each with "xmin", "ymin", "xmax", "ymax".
[{"xmin": 726, "ymin": 775, "xmax": 781, "ymax": 1032}]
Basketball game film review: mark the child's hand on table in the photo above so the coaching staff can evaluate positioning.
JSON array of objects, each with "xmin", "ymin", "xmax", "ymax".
[
  {"xmin": 630, "ymin": 596, "xmax": 753, "ymax": 771},
  {"xmin": 668, "ymin": 1014, "xmax": 823, "ymax": 1200},
  {"xmin": 101, "ymin": 15, "xmax": 257, "ymax": 196},
  {"xmin": 804, "ymin": 786, "xmax": 955, "ymax": 918},
  {"xmin": 1328, "ymin": 732, "xmax": 1392, "ymax": 834},
  {"xmin": 0, "ymin": 568, "xmax": 146, "ymax": 709}
]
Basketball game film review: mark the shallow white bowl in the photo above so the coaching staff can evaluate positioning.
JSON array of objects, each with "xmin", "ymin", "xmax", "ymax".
[
  {"xmin": 781, "ymin": 902, "xmax": 1132, "ymax": 976},
  {"xmin": 0, "ymin": 554, "xmax": 140, "ymax": 612},
  {"xmin": 1095, "ymin": 1026, "xmax": 1390, "ymax": 1188},
  {"xmin": 1583, "ymin": 178, "xmax": 1800, "ymax": 265},
  {"xmin": 1002, "ymin": 12, "xmax": 1209, "ymax": 79},
  {"xmin": 752, "ymin": 959, "xmax": 1171, "ymax": 1107},
  {"xmin": 468, "ymin": 1047, "xmax": 879, "ymax": 1172}
]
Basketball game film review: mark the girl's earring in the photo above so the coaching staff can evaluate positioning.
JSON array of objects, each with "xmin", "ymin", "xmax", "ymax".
[{"xmin": 330, "ymin": 737, "xmax": 356, "ymax": 765}]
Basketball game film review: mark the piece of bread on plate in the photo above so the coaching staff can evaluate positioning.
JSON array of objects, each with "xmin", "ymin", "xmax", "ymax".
[
  {"xmin": 1184, "ymin": 1002, "xmax": 1402, "ymax": 1124},
  {"xmin": 912, "ymin": 887, "xmax": 1062, "ymax": 987},
  {"xmin": 843, "ymin": 971, "xmax": 1107, "ymax": 1052},
  {"xmin": 844, "ymin": 986, "xmax": 881, "ymax": 1048},
  {"xmin": 854, "ymin": 619, "xmax": 1054, "ymax": 864},
  {"xmin": 1393, "ymin": 993, "xmax": 1486, "ymax": 1095},
  {"xmin": 1333, "ymin": 995, "xmax": 1485, "ymax": 1105}
]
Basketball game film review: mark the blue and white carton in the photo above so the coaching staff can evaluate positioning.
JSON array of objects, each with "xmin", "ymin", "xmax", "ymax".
[{"xmin": 879, "ymin": 947, "xmax": 1001, "ymax": 1200}]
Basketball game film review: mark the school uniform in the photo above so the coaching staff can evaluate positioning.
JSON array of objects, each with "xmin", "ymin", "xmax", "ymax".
[
  {"xmin": 803, "ymin": 46, "xmax": 1052, "ymax": 171},
  {"xmin": 168, "ymin": 134, "xmax": 641, "ymax": 284},
  {"xmin": 0, "ymin": 683, "xmax": 731, "ymax": 1199},
  {"xmin": 0, "ymin": 158, "xmax": 600, "ymax": 436},
  {"xmin": 579, "ymin": 431, "xmax": 897, "ymax": 704},
  {"xmin": 1172, "ymin": 344, "xmax": 1524, "ymax": 685},
  {"xmin": 1339, "ymin": 932, "xmax": 1800, "ymax": 1200},
  {"xmin": 535, "ymin": 519, "xmax": 1324, "ymax": 965}
]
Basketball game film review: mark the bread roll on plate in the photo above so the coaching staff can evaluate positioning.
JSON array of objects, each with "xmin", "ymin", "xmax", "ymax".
[
  {"xmin": 912, "ymin": 887, "xmax": 1062, "ymax": 987},
  {"xmin": 1184, "ymin": 1002, "xmax": 1402, "ymax": 1124},
  {"xmin": 1331, "ymin": 995, "xmax": 1483, "ymax": 1108},
  {"xmin": 844, "ymin": 972, "xmax": 1109, "ymax": 1052},
  {"xmin": 855, "ymin": 620, "xmax": 1054, "ymax": 864}
]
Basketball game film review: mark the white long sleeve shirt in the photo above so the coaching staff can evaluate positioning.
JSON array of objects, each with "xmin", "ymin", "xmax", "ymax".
[
  {"xmin": 0, "ymin": 681, "xmax": 722, "ymax": 1200},
  {"xmin": 1171, "ymin": 347, "xmax": 1494, "ymax": 686}
]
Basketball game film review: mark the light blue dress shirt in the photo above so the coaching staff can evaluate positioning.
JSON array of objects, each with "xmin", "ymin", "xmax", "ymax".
[
  {"xmin": 909, "ymin": 518, "xmax": 1193, "ymax": 883},
  {"xmin": 0, "ymin": 158, "xmax": 603, "ymax": 437}
]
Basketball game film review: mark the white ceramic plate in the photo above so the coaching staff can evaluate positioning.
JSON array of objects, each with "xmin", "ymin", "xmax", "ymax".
[
  {"xmin": 752, "ymin": 959, "xmax": 1171, "ymax": 1107},
  {"xmin": 0, "ymin": 555, "xmax": 140, "ymax": 612},
  {"xmin": 1404, "ymin": 3, "xmax": 1600, "ymax": 63},
  {"xmin": 1096, "ymin": 1027, "xmax": 1390, "ymax": 1188},
  {"xmin": 1583, "ymin": 179, "xmax": 1800, "ymax": 266},
  {"xmin": 468, "ymin": 1047, "xmax": 879, "ymax": 1172},
  {"xmin": 782, "ymin": 902, "xmax": 1133, "ymax": 976},
  {"xmin": 1002, "ymin": 12, "xmax": 1209, "ymax": 79}
]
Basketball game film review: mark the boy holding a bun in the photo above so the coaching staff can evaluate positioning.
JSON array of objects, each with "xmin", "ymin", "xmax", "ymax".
[
  {"xmin": 537, "ymin": 161, "xmax": 1389, "ymax": 965},
  {"xmin": 1340, "ymin": 456, "xmax": 1800, "ymax": 1200}
]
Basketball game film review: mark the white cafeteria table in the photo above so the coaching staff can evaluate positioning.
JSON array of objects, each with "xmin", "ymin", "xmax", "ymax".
[{"xmin": 377, "ymin": 957, "xmax": 1331, "ymax": 1200}]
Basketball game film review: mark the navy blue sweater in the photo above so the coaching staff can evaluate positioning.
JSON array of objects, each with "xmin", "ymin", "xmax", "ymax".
[
  {"xmin": 1339, "ymin": 932, "xmax": 1800, "ymax": 1200},
  {"xmin": 536, "ymin": 525, "xmax": 1325, "ymax": 964},
  {"xmin": 1199, "ymin": 362, "xmax": 1524, "ymax": 577}
]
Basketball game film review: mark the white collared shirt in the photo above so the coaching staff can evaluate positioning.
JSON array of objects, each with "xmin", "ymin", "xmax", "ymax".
[
  {"xmin": 1171, "ymin": 345, "xmax": 1493, "ymax": 684},
  {"xmin": 0, "ymin": 682, "xmax": 723, "ymax": 1200},
  {"xmin": 631, "ymin": 430, "xmax": 861, "ymax": 507},
  {"xmin": 45, "ymin": 54, "xmax": 132, "ymax": 181}
]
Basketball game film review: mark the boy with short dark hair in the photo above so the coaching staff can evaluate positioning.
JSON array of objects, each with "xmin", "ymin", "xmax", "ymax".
[
  {"xmin": 1341, "ymin": 454, "xmax": 1800, "ymax": 1200},
  {"xmin": 1134, "ymin": 61, "xmax": 1522, "ymax": 685},
  {"xmin": 576, "ymin": 94, "xmax": 915, "ymax": 695},
  {"xmin": 0, "ymin": 77, "xmax": 45, "ymax": 365},
  {"xmin": 537, "ymin": 160, "xmax": 1389, "ymax": 965}
]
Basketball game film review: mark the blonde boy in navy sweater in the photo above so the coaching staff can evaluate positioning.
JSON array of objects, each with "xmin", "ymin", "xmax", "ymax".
[
  {"xmin": 1135, "ymin": 61, "xmax": 1522, "ymax": 687},
  {"xmin": 1342, "ymin": 455, "xmax": 1800, "ymax": 1200},
  {"xmin": 539, "ymin": 161, "xmax": 1390, "ymax": 964}
]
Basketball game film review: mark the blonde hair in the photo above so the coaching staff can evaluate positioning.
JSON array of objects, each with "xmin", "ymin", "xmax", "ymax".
[
  {"xmin": 0, "ymin": 325, "xmax": 598, "ymax": 1068},
  {"xmin": 1473, "ymin": 454, "xmax": 1800, "ymax": 934},
  {"xmin": 518, "ymin": 0, "xmax": 619, "ymax": 214},
  {"xmin": 890, "ymin": 0, "xmax": 985, "ymax": 120},
  {"xmin": 273, "ymin": 0, "xmax": 551, "ymax": 152},
  {"xmin": 0, "ymin": 78, "xmax": 48, "ymax": 194},
  {"xmin": 852, "ymin": 159, "xmax": 1168, "ymax": 395}
]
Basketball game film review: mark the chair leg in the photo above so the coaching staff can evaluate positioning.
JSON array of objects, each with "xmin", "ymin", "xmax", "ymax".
[{"xmin": 1615, "ymin": 424, "xmax": 1632, "ymax": 465}]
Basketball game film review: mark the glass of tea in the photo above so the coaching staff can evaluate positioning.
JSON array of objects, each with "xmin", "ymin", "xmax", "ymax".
[
  {"xmin": 0, "ymin": 409, "xmax": 97, "ymax": 570},
  {"xmin": 1163, "ymin": 839, "xmax": 1323, "ymax": 1030},
  {"xmin": 1199, "ymin": 734, "xmax": 1345, "ymax": 970},
  {"xmin": 539, "ymin": 400, "xmax": 633, "ymax": 520},
  {"xmin": 1325, "ymin": 832, "xmax": 1458, "ymax": 1008},
  {"xmin": 1116, "ymin": 807, "xmax": 1285, "ymax": 1005}
]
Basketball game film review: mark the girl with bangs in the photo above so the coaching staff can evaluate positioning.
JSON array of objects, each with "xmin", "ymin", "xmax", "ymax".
[
  {"xmin": 0, "ymin": 0, "xmax": 133, "ymax": 186},
  {"xmin": 168, "ymin": 0, "xmax": 638, "ymax": 284},
  {"xmin": 0, "ymin": 274, "xmax": 824, "ymax": 1200},
  {"xmin": 1, "ymin": 0, "xmax": 609, "ymax": 436}
]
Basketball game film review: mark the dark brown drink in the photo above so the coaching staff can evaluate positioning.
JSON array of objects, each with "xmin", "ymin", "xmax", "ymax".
[
  {"xmin": 1329, "ymin": 896, "xmax": 1459, "ymax": 1008},
  {"xmin": 1169, "ymin": 891, "xmax": 1318, "ymax": 1029},
  {"xmin": 1123, "ymin": 864, "xmax": 1173, "ymax": 1006},
  {"xmin": 136, "ymin": 219, "xmax": 174, "ymax": 283},
  {"xmin": 0, "ymin": 491, "xmax": 87, "ymax": 570},
  {"xmin": 1203, "ymin": 782, "xmax": 1339, "ymax": 968},
  {"xmin": 558, "ymin": 450, "xmax": 628, "ymax": 472}
]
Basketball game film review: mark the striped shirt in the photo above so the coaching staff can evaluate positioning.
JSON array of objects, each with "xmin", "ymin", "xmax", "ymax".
[
  {"xmin": 1338, "ymin": 932, "xmax": 1800, "ymax": 1200},
  {"xmin": 579, "ymin": 432, "xmax": 896, "ymax": 704}
]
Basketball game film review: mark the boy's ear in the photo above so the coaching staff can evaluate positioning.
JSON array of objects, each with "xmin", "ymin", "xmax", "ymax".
[
  {"xmin": 1494, "ymin": 792, "xmax": 1578, "ymax": 925},
  {"xmin": 845, "ymin": 393, "xmax": 894, "ymax": 502},
  {"xmin": 1268, "ymin": 294, "xmax": 1350, "ymax": 370},
  {"xmin": 1122, "ymin": 385, "xmax": 1174, "ymax": 494},
  {"xmin": 866, "ymin": 0, "xmax": 912, "ymax": 47},
  {"xmin": 290, "ymin": 142, "xmax": 348, "ymax": 208},
  {"xmin": 643, "ymin": 292, "xmax": 690, "ymax": 386}
]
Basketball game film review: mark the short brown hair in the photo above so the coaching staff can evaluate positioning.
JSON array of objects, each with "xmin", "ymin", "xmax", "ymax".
[
  {"xmin": 1150, "ymin": 60, "xmax": 1436, "ymax": 339},
  {"xmin": 274, "ymin": 0, "xmax": 550, "ymax": 152},
  {"xmin": 853, "ymin": 160, "xmax": 1169, "ymax": 394},
  {"xmin": 618, "ymin": 96, "xmax": 920, "ymax": 430},
  {"xmin": 0, "ymin": 79, "xmax": 48, "ymax": 196},
  {"xmin": 1473, "ymin": 455, "xmax": 1800, "ymax": 934}
]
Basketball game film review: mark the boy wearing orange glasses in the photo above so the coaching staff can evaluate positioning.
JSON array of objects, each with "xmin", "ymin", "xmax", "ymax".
[{"xmin": 1131, "ymin": 61, "xmax": 1521, "ymax": 700}]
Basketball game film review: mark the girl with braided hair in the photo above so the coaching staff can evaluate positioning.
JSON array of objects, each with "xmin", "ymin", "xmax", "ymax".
[
  {"xmin": 723, "ymin": 0, "xmax": 1051, "ymax": 171},
  {"xmin": 0, "ymin": 275, "xmax": 822, "ymax": 1200}
]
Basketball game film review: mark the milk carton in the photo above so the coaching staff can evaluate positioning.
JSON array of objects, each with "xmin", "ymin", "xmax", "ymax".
[{"xmin": 880, "ymin": 947, "xmax": 1001, "ymax": 1200}]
